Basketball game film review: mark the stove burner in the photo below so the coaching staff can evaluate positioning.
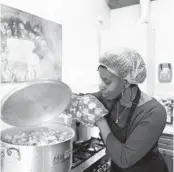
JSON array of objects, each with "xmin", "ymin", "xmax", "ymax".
[{"xmin": 72, "ymin": 137, "xmax": 105, "ymax": 169}]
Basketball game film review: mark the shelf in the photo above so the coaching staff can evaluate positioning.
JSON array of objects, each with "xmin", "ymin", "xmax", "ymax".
[{"xmin": 158, "ymin": 148, "xmax": 173, "ymax": 157}]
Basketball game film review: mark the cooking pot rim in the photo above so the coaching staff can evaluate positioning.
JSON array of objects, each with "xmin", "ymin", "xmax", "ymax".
[{"xmin": 1, "ymin": 124, "xmax": 75, "ymax": 147}]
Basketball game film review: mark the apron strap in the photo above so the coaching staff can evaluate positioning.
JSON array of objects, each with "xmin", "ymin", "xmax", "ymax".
[
  {"xmin": 125, "ymin": 86, "xmax": 141, "ymax": 125},
  {"xmin": 107, "ymin": 85, "xmax": 141, "ymax": 142},
  {"xmin": 124, "ymin": 86, "xmax": 141, "ymax": 138}
]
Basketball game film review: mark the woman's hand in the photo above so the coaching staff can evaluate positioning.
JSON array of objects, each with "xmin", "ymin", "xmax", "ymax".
[{"xmin": 96, "ymin": 117, "xmax": 111, "ymax": 144}]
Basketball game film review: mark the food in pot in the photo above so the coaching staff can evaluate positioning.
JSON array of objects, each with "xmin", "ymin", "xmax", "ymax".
[{"xmin": 1, "ymin": 127, "xmax": 72, "ymax": 146}]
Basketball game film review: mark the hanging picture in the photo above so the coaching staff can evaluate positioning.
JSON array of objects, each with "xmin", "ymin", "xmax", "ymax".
[
  {"xmin": 0, "ymin": 4, "xmax": 62, "ymax": 83},
  {"xmin": 158, "ymin": 63, "xmax": 172, "ymax": 83}
]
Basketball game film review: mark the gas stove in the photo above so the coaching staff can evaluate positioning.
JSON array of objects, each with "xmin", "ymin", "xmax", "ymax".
[{"xmin": 71, "ymin": 137, "xmax": 111, "ymax": 172}]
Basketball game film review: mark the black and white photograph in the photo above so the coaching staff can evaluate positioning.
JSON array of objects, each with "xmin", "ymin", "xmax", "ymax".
[{"xmin": 0, "ymin": 0, "xmax": 173, "ymax": 172}]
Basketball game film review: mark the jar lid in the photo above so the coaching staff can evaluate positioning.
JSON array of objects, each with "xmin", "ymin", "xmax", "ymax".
[{"xmin": 1, "ymin": 80, "xmax": 72, "ymax": 127}]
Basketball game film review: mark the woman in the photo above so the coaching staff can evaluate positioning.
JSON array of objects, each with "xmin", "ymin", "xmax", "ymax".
[{"xmin": 91, "ymin": 47, "xmax": 168, "ymax": 172}]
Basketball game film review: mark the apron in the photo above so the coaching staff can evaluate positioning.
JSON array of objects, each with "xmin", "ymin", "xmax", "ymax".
[{"xmin": 96, "ymin": 86, "xmax": 169, "ymax": 172}]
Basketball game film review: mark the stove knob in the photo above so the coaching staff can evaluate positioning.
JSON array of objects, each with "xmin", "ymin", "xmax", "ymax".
[
  {"xmin": 97, "ymin": 165, "xmax": 101, "ymax": 169},
  {"xmin": 106, "ymin": 160, "xmax": 111, "ymax": 166},
  {"xmin": 97, "ymin": 167, "xmax": 103, "ymax": 172},
  {"xmin": 102, "ymin": 163, "xmax": 107, "ymax": 171}
]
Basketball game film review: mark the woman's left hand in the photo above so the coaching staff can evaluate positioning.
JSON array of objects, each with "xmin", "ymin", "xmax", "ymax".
[{"xmin": 96, "ymin": 118, "xmax": 111, "ymax": 144}]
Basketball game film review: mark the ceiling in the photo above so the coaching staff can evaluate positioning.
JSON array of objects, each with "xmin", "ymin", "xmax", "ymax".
[{"xmin": 106, "ymin": 0, "xmax": 156, "ymax": 10}]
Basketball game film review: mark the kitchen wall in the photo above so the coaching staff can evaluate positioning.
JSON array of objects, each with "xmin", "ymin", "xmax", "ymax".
[
  {"xmin": 0, "ymin": 0, "xmax": 110, "ymax": 93},
  {"xmin": 104, "ymin": 0, "xmax": 174, "ymax": 133},
  {"xmin": 150, "ymin": 0, "xmax": 174, "ymax": 98},
  {"xmin": 0, "ymin": 0, "xmax": 110, "ymax": 133},
  {"xmin": 1, "ymin": 0, "xmax": 173, "ymax": 134},
  {"xmin": 101, "ymin": 0, "xmax": 174, "ymax": 98}
]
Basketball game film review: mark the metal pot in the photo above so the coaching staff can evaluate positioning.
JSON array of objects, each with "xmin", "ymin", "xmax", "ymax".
[
  {"xmin": 1, "ymin": 124, "xmax": 75, "ymax": 172},
  {"xmin": 56, "ymin": 118, "xmax": 92, "ymax": 143},
  {"xmin": 73, "ymin": 121, "xmax": 92, "ymax": 143},
  {"xmin": 1, "ymin": 80, "xmax": 74, "ymax": 172}
]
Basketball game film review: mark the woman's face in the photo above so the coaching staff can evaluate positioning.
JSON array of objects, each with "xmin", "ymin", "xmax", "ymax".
[{"xmin": 98, "ymin": 67, "xmax": 125, "ymax": 100}]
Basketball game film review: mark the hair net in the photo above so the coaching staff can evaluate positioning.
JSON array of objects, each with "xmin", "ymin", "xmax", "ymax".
[{"xmin": 99, "ymin": 47, "xmax": 147, "ymax": 84}]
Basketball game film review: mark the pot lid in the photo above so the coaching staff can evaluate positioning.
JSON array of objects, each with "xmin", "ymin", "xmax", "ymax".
[{"xmin": 1, "ymin": 80, "xmax": 72, "ymax": 127}]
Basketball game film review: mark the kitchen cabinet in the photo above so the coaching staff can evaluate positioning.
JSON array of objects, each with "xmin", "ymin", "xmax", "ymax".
[{"xmin": 158, "ymin": 134, "xmax": 173, "ymax": 172}]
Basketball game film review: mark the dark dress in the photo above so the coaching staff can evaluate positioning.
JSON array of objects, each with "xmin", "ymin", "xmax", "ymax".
[{"xmin": 92, "ymin": 87, "xmax": 169, "ymax": 172}]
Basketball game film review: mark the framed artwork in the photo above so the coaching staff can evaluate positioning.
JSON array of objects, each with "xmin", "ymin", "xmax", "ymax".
[
  {"xmin": 158, "ymin": 63, "xmax": 172, "ymax": 83},
  {"xmin": 1, "ymin": 4, "xmax": 62, "ymax": 83}
]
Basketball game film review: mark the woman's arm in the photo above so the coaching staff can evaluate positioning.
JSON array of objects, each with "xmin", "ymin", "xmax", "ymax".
[
  {"xmin": 96, "ymin": 106, "xmax": 167, "ymax": 169},
  {"xmin": 96, "ymin": 118, "xmax": 111, "ymax": 144}
]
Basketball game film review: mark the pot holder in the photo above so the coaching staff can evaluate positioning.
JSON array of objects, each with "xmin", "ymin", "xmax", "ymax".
[
  {"xmin": 64, "ymin": 94, "xmax": 81, "ymax": 116},
  {"xmin": 76, "ymin": 94, "xmax": 108, "ymax": 127},
  {"xmin": 64, "ymin": 94, "xmax": 108, "ymax": 127}
]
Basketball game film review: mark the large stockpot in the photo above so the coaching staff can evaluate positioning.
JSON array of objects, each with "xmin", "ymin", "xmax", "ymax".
[
  {"xmin": 1, "ymin": 124, "xmax": 75, "ymax": 172},
  {"xmin": 1, "ymin": 80, "xmax": 74, "ymax": 172}
]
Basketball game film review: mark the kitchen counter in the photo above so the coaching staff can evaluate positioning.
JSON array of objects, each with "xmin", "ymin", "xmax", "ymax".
[
  {"xmin": 163, "ymin": 125, "xmax": 174, "ymax": 135},
  {"xmin": 70, "ymin": 148, "xmax": 106, "ymax": 172},
  {"xmin": 158, "ymin": 134, "xmax": 173, "ymax": 172}
]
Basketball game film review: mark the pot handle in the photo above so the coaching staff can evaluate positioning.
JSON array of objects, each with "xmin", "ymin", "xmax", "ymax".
[
  {"xmin": 1, "ymin": 148, "xmax": 5, "ymax": 159},
  {"xmin": 6, "ymin": 147, "xmax": 21, "ymax": 161},
  {"xmin": 1, "ymin": 148, "xmax": 5, "ymax": 171}
]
